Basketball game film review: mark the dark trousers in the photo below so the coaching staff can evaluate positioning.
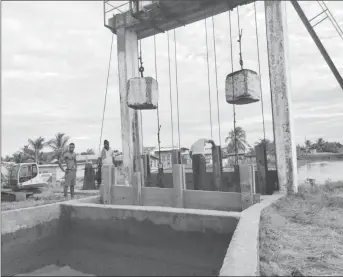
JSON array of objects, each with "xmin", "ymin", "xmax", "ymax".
[{"xmin": 192, "ymin": 154, "xmax": 206, "ymax": 190}]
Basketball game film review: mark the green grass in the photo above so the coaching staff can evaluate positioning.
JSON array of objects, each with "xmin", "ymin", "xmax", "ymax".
[{"xmin": 259, "ymin": 181, "xmax": 343, "ymax": 276}]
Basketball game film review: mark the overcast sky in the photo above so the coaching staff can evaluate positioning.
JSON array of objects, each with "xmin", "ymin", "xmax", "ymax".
[{"xmin": 2, "ymin": 1, "xmax": 343, "ymax": 156}]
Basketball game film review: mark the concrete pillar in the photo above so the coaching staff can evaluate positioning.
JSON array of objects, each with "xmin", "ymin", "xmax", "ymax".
[
  {"xmin": 212, "ymin": 146, "xmax": 222, "ymax": 191},
  {"xmin": 171, "ymin": 149, "xmax": 181, "ymax": 165},
  {"xmin": 172, "ymin": 164, "xmax": 185, "ymax": 208},
  {"xmin": 101, "ymin": 164, "xmax": 112, "ymax": 205},
  {"xmin": 255, "ymin": 144, "xmax": 268, "ymax": 195},
  {"xmin": 116, "ymin": 21, "xmax": 142, "ymax": 187},
  {"xmin": 133, "ymin": 171, "xmax": 142, "ymax": 205},
  {"xmin": 265, "ymin": 1, "xmax": 298, "ymax": 194},
  {"xmin": 142, "ymin": 154, "xmax": 151, "ymax": 187},
  {"xmin": 239, "ymin": 164, "xmax": 255, "ymax": 210}
]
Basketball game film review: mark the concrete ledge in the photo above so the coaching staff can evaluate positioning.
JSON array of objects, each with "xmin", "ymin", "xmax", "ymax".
[
  {"xmin": 219, "ymin": 192, "xmax": 286, "ymax": 276},
  {"xmin": 60, "ymin": 203, "xmax": 241, "ymax": 235},
  {"xmin": 1, "ymin": 195, "xmax": 100, "ymax": 235}
]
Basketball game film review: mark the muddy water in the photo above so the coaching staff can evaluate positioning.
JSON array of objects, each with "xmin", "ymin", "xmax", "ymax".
[
  {"xmin": 3, "ymin": 218, "xmax": 232, "ymax": 276},
  {"xmin": 58, "ymin": 217, "xmax": 231, "ymax": 276},
  {"xmin": 297, "ymin": 161, "xmax": 343, "ymax": 184}
]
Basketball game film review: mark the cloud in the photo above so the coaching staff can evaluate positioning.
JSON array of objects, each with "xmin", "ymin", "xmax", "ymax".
[{"xmin": 2, "ymin": 1, "xmax": 343, "ymax": 156}]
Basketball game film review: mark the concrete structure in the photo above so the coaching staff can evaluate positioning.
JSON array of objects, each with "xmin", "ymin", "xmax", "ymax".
[
  {"xmin": 1, "ymin": 190, "xmax": 283, "ymax": 276},
  {"xmin": 265, "ymin": 1, "xmax": 298, "ymax": 194},
  {"xmin": 104, "ymin": 0, "xmax": 299, "ymax": 195}
]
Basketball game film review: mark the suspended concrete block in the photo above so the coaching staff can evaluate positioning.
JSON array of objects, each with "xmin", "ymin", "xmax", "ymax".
[
  {"xmin": 127, "ymin": 77, "xmax": 159, "ymax": 110},
  {"xmin": 225, "ymin": 69, "xmax": 261, "ymax": 105}
]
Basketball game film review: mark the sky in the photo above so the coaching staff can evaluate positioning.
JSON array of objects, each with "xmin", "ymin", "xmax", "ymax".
[{"xmin": 2, "ymin": 1, "xmax": 343, "ymax": 156}]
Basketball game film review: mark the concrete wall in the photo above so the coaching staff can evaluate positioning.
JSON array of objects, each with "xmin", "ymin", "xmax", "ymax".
[
  {"xmin": 57, "ymin": 203, "xmax": 240, "ymax": 275},
  {"xmin": 149, "ymin": 170, "xmax": 278, "ymax": 194},
  {"xmin": 219, "ymin": 193, "xmax": 285, "ymax": 276},
  {"xmin": 1, "ymin": 195, "xmax": 100, "ymax": 276},
  {"xmin": 102, "ymin": 186, "xmax": 248, "ymax": 212}
]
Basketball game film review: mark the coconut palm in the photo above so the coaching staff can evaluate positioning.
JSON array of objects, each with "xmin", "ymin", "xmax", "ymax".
[
  {"xmin": 47, "ymin": 133, "xmax": 70, "ymax": 160},
  {"xmin": 316, "ymin": 138, "xmax": 325, "ymax": 152},
  {"xmin": 224, "ymin": 127, "xmax": 248, "ymax": 154},
  {"xmin": 27, "ymin": 136, "xmax": 49, "ymax": 164},
  {"xmin": 12, "ymin": 152, "xmax": 27, "ymax": 164}
]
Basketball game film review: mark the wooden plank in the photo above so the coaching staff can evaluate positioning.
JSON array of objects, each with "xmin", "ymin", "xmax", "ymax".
[
  {"xmin": 255, "ymin": 143, "xmax": 268, "ymax": 195},
  {"xmin": 183, "ymin": 190, "xmax": 242, "ymax": 212},
  {"xmin": 141, "ymin": 187, "xmax": 174, "ymax": 207}
]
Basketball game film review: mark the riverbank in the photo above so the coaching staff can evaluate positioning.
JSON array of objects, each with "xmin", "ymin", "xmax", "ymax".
[
  {"xmin": 298, "ymin": 152, "xmax": 343, "ymax": 162},
  {"xmin": 259, "ymin": 181, "xmax": 343, "ymax": 276}
]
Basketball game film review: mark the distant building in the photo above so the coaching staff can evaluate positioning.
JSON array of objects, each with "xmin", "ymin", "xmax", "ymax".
[{"xmin": 309, "ymin": 148, "xmax": 317, "ymax": 154}]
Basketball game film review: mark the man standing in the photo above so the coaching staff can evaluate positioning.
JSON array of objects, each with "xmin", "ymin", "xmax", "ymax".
[
  {"xmin": 96, "ymin": 140, "xmax": 115, "ymax": 187},
  {"xmin": 59, "ymin": 143, "xmax": 77, "ymax": 199},
  {"xmin": 189, "ymin": 138, "xmax": 215, "ymax": 190}
]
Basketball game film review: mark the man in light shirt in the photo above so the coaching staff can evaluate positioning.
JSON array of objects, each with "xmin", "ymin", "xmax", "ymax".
[
  {"xmin": 189, "ymin": 138, "xmax": 215, "ymax": 190},
  {"xmin": 96, "ymin": 140, "xmax": 115, "ymax": 187}
]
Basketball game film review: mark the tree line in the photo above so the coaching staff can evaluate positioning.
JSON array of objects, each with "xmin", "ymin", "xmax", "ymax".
[
  {"xmin": 1, "ymin": 128, "xmax": 342, "ymax": 165},
  {"xmin": 1, "ymin": 133, "xmax": 97, "ymax": 164}
]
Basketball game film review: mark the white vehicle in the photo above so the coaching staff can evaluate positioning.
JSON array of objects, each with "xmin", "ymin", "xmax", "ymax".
[{"xmin": 6, "ymin": 163, "xmax": 49, "ymax": 191}]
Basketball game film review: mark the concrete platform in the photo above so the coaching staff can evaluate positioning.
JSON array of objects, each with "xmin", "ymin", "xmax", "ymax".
[{"xmin": 16, "ymin": 265, "xmax": 94, "ymax": 276}]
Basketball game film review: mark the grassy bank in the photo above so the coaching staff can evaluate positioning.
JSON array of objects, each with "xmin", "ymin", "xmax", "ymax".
[
  {"xmin": 298, "ymin": 152, "xmax": 343, "ymax": 162},
  {"xmin": 1, "ymin": 187, "xmax": 99, "ymax": 211},
  {"xmin": 259, "ymin": 181, "xmax": 343, "ymax": 276}
]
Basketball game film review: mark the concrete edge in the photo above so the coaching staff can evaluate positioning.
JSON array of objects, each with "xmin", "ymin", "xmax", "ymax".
[
  {"xmin": 60, "ymin": 202, "xmax": 241, "ymax": 218},
  {"xmin": 60, "ymin": 203, "xmax": 241, "ymax": 235},
  {"xmin": 219, "ymin": 192, "xmax": 286, "ymax": 276},
  {"xmin": 1, "ymin": 195, "xmax": 100, "ymax": 235}
]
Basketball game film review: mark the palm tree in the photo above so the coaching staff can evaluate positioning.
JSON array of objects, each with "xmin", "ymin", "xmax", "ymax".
[
  {"xmin": 224, "ymin": 126, "xmax": 248, "ymax": 154},
  {"xmin": 305, "ymin": 140, "xmax": 312, "ymax": 152},
  {"xmin": 27, "ymin": 136, "xmax": 49, "ymax": 164},
  {"xmin": 316, "ymin": 138, "xmax": 325, "ymax": 152},
  {"xmin": 12, "ymin": 152, "xmax": 27, "ymax": 164},
  {"xmin": 255, "ymin": 138, "xmax": 275, "ymax": 156},
  {"xmin": 85, "ymin": 149, "xmax": 95, "ymax": 155},
  {"xmin": 47, "ymin": 133, "xmax": 70, "ymax": 161}
]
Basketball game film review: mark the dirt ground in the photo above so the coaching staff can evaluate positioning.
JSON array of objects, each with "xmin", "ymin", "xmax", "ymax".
[
  {"xmin": 1, "ymin": 186, "xmax": 99, "ymax": 211},
  {"xmin": 259, "ymin": 181, "xmax": 343, "ymax": 276}
]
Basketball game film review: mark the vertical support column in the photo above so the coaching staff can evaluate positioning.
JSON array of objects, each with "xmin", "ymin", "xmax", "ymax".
[
  {"xmin": 239, "ymin": 164, "xmax": 255, "ymax": 210},
  {"xmin": 133, "ymin": 172, "xmax": 142, "ymax": 205},
  {"xmin": 172, "ymin": 164, "xmax": 185, "ymax": 208},
  {"xmin": 255, "ymin": 144, "xmax": 268, "ymax": 195},
  {"xmin": 116, "ymin": 20, "xmax": 142, "ymax": 188},
  {"xmin": 171, "ymin": 149, "xmax": 181, "ymax": 165},
  {"xmin": 265, "ymin": 1, "xmax": 298, "ymax": 194},
  {"xmin": 142, "ymin": 154, "xmax": 151, "ymax": 187},
  {"xmin": 101, "ymin": 164, "xmax": 113, "ymax": 205},
  {"xmin": 212, "ymin": 146, "xmax": 223, "ymax": 191}
]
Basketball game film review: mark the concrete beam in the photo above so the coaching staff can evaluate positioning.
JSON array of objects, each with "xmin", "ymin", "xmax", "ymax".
[
  {"xmin": 110, "ymin": 0, "xmax": 255, "ymax": 40},
  {"xmin": 116, "ymin": 27, "xmax": 142, "ymax": 187},
  {"xmin": 265, "ymin": 1, "xmax": 298, "ymax": 194}
]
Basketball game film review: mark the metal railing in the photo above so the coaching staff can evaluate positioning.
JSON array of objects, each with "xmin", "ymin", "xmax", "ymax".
[
  {"xmin": 103, "ymin": 1, "xmax": 158, "ymax": 31},
  {"xmin": 103, "ymin": 1, "xmax": 130, "ymax": 29}
]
